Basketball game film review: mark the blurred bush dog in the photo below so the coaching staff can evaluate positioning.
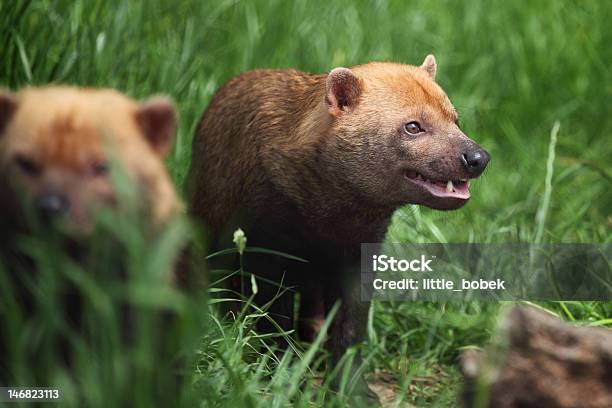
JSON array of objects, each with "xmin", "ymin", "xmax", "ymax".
[
  {"xmin": 0, "ymin": 87, "xmax": 184, "ymax": 378},
  {"xmin": 0, "ymin": 87, "xmax": 180, "ymax": 234},
  {"xmin": 187, "ymin": 55, "xmax": 489, "ymax": 397}
]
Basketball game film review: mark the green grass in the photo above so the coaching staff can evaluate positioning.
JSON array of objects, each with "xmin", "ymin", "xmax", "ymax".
[{"xmin": 1, "ymin": 0, "xmax": 611, "ymax": 407}]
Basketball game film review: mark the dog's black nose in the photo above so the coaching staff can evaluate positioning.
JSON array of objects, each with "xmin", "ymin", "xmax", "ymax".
[
  {"xmin": 461, "ymin": 149, "xmax": 490, "ymax": 176},
  {"xmin": 36, "ymin": 193, "xmax": 70, "ymax": 221}
]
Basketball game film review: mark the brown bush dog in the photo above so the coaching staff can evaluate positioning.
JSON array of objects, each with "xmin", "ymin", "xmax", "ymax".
[
  {"xmin": 0, "ymin": 87, "xmax": 183, "ymax": 380},
  {"xmin": 187, "ymin": 55, "xmax": 489, "ymax": 398}
]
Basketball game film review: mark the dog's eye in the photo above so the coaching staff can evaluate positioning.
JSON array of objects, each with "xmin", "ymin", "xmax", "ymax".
[
  {"xmin": 91, "ymin": 160, "xmax": 109, "ymax": 177},
  {"xmin": 404, "ymin": 121, "xmax": 423, "ymax": 135},
  {"xmin": 15, "ymin": 155, "xmax": 42, "ymax": 176}
]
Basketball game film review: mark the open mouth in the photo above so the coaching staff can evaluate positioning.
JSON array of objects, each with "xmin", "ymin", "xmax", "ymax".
[{"xmin": 404, "ymin": 170, "xmax": 470, "ymax": 200}]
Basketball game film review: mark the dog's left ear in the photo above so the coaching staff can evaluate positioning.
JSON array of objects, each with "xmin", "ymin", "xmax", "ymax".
[
  {"xmin": 0, "ymin": 90, "xmax": 17, "ymax": 136},
  {"xmin": 420, "ymin": 54, "xmax": 437, "ymax": 80},
  {"xmin": 135, "ymin": 97, "xmax": 177, "ymax": 157}
]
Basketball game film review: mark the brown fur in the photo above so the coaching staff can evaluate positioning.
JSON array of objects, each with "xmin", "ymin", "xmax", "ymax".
[{"xmin": 187, "ymin": 56, "xmax": 489, "ymax": 398}]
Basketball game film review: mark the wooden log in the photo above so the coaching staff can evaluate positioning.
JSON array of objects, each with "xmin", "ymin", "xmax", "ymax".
[{"xmin": 461, "ymin": 305, "xmax": 612, "ymax": 408}]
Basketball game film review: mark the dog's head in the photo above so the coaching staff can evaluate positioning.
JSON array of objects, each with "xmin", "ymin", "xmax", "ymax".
[
  {"xmin": 0, "ymin": 87, "xmax": 180, "ymax": 232},
  {"xmin": 324, "ymin": 55, "xmax": 490, "ymax": 210}
]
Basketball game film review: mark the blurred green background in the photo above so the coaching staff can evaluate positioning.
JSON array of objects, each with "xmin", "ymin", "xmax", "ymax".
[{"xmin": 1, "ymin": 0, "xmax": 610, "ymax": 406}]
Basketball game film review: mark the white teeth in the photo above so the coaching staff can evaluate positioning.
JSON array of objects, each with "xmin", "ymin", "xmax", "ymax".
[
  {"xmin": 446, "ymin": 180, "xmax": 454, "ymax": 192},
  {"xmin": 467, "ymin": 180, "xmax": 471, "ymax": 188},
  {"xmin": 460, "ymin": 179, "xmax": 468, "ymax": 182}
]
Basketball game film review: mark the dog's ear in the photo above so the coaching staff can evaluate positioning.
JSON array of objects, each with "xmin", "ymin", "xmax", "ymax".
[
  {"xmin": 0, "ymin": 90, "xmax": 17, "ymax": 136},
  {"xmin": 326, "ymin": 67, "xmax": 362, "ymax": 117},
  {"xmin": 420, "ymin": 54, "xmax": 437, "ymax": 80},
  {"xmin": 135, "ymin": 96, "xmax": 177, "ymax": 157}
]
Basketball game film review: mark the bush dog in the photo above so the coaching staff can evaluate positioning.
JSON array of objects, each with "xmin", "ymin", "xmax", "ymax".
[
  {"xmin": 187, "ymin": 55, "xmax": 490, "ymax": 397},
  {"xmin": 0, "ymin": 87, "xmax": 183, "ymax": 379}
]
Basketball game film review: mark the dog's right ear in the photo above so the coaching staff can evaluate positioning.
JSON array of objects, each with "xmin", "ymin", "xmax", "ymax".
[
  {"xmin": 0, "ymin": 90, "xmax": 17, "ymax": 136},
  {"xmin": 326, "ymin": 67, "xmax": 362, "ymax": 117}
]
